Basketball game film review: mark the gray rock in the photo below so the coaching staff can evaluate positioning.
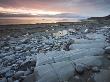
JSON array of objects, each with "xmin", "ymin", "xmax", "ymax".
[
  {"xmin": 0, "ymin": 67, "xmax": 11, "ymax": 75},
  {"xmin": 24, "ymin": 69, "xmax": 32, "ymax": 76},
  {"xmin": 14, "ymin": 80, "xmax": 19, "ymax": 82},
  {"xmin": 13, "ymin": 71, "xmax": 25, "ymax": 80},
  {"xmin": 22, "ymin": 73, "xmax": 36, "ymax": 82},
  {"xmin": 69, "ymin": 42, "xmax": 106, "ymax": 50},
  {"xmin": 107, "ymin": 55, "xmax": 110, "ymax": 60},
  {"xmin": 20, "ymin": 38, "xmax": 30, "ymax": 44},
  {"xmin": 92, "ymin": 67, "xmax": 100, "ymax": 72},
  {"xmin": 74, "ymin": 75, "xmax": 80, "ymax": 79},
  {"xmin": 94, "ymin": 69, "xmax": 110, "ymax": 82},
  {"xmin": 15, "ymin": 46, "xmax": 22, "ymax": 51},
  {"xmin": 7, "ymin": 78, "xmax": 13, "ymax": 82},
  {"xmin": 4, "ymin": 47, "xmax": 10, "ymax": 51},
  {"xmin": 5, "ymin": 70, "xmax": 14, "ymax": 78},
  {"xmin": 75, "ymin": 64, "xmax": 85, "ymax": 74},
  {"xmin": 0, "ymin": 78, "xmax": 7, "ymax": 82},
  {"xmin": 0, "ymin": 59, "xmax": 2, "ymax": 63}
]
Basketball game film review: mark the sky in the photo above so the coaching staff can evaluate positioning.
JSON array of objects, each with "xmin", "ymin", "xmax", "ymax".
[{"xmin": 0, "ymin": 0, "xmax": 110, "ymax": 18}]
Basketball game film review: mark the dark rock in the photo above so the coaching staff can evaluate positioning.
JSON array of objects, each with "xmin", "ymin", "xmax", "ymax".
[
  {"xmin": 19, "ymin": 59, "xmax": 36, "ymax": 70},
  {"xmin": 62, "ymin": 42, "xmax": 70, "ymax": 51},
  {"xmin": 13, "ymin": 71, "xmax": 25, "ymax": 80},
  {"xmin": 107, "ymin": 55, "xmax": 110, "ymax": 60}
]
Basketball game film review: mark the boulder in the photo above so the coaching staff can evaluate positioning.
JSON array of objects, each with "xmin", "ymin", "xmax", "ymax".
[
  {"xmin": 36, "ymin": 61, "xmax": 75, "ymax": 82},
  {"xmin": 37, "ymin": 48, "xmax": 104, "ymax": 66},
  {"xmin": 69, "ymin": 42, "xmax": 106, "ymax": 50},
  {"xmin": 74, "ymin": 56, "xmax": 103, "ymax": 67}
]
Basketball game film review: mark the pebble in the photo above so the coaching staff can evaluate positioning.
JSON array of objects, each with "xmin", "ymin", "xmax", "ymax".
[
  {"xmin": 15, "ymin": 46, "xmax": 22, "ymax": 51},
  {"xmin": 74, "ymin": 75, "xmax": 80, "ymax": 79}
]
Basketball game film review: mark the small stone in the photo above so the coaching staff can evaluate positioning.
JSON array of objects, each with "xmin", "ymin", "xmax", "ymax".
[
  {"xmin": 15, "ymin": 46, "xmax": 22, "ymax": 51},
  {"xmin": 74, "ymin": 75, "xmax": 80, "ymax": 79},
  {"xmin": 107, "ymin": 55, "xmax": 110, "ymax": 60},
  {"xmin": 92, "ymin": 67, "xmax": 100, "ymax": 72},
  {"xmin": 20, "ymin": 38, "xmax": 30, "ymax": 44},
  {"xmin": 62, "ymin": 43, "xmax": 70, "ymax": 51}
]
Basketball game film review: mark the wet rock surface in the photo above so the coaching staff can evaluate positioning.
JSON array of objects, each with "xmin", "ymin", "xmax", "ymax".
[{"xmin": 0, "ymin": 24, "xmax": 110, "ymax": 82}]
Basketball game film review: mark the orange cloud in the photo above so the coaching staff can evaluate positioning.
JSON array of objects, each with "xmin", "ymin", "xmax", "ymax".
[{"xmin": 0, "ymin": 7, "xmax": 61, "ymax": 15}]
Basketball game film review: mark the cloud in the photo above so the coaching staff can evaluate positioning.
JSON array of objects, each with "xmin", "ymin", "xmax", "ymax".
[
  {"xmin": 0, "ymin": 12, "xmax": 87, "ymax": 19},
  {"xmin": 0, "ymin": 0, "xmax": 110, "ymax": 16}
]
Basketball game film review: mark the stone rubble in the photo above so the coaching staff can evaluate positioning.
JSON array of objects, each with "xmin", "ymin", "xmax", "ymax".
[{"xmin": 0, "ymin": 25, "xmax": 110, "ymax": 82}]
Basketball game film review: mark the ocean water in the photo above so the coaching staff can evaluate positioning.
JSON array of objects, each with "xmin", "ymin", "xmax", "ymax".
[{"xmin": 0, "ymin": 17, "xmax": 80, "ymax": 25}]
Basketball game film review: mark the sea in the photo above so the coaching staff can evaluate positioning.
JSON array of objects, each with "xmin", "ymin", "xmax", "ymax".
[{"xmin": 0, "ymin": 17, "xmax": 81, "ymax": 25}]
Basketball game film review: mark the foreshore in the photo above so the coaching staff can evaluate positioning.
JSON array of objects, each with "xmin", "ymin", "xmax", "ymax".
[{"xmin": 0, "ymin": 23, "xmax": 110, "ymax": 82}]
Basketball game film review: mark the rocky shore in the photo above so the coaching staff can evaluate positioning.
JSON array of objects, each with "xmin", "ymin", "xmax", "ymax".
[{"xmin": 0, "ymin": 24, "xmax": 110, "ymax": 82}]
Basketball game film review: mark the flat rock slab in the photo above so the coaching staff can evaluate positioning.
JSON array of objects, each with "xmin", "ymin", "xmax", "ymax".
[
  {"xmin": 36, "ymin": 48, "xmax": 105, "ymax": 66},
  {"xmin": 35, "ymin": 56, "xmax": 104, "ymax": 82},
  {"xmin": 94, "ymin": 69, "xmax": 110, "ymax": 82},
  {"xmin": 69, "ymin": 42, "xmax": 106, "ymax": 50},
  {"xmin": 73, "ymin": 56, "xmax": 103, "ymax": 67}
]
